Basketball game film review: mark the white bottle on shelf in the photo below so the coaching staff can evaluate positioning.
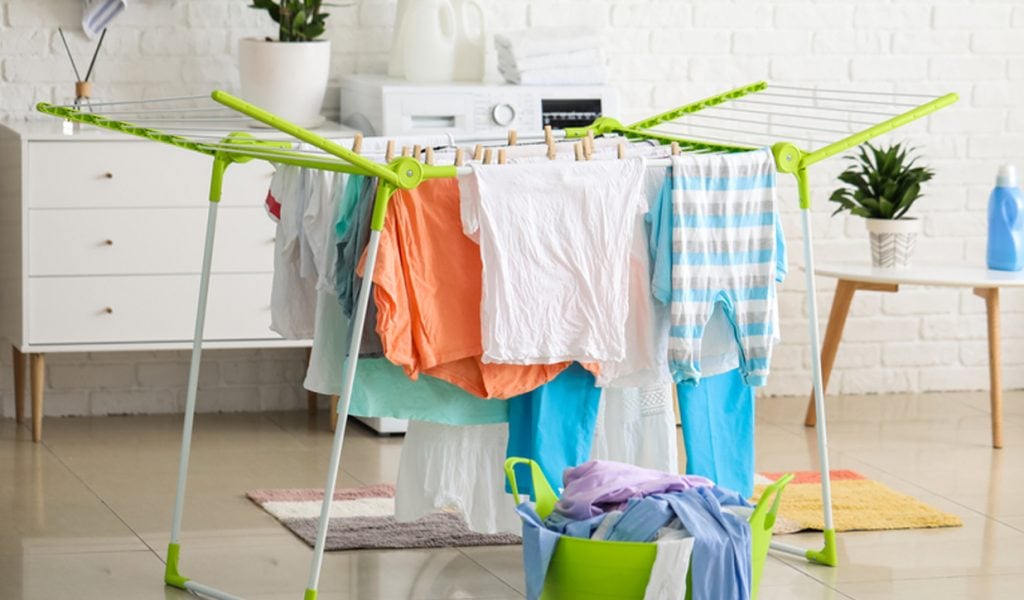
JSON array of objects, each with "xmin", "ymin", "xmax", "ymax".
[
  {"xmin": 387, "ymin": 0, "xmax": 411, "ymax": 78},
  {"xmin": 452, "ymin": 0, "xmax": 485, "ymax": 82},
  {"xmin": 401, "ymin": 0, "xmax": 457, "ymax": 83}
]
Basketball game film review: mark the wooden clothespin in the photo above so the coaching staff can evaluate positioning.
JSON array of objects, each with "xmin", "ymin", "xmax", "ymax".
[
  {"xmin": 617, "ymin": 142, "xmax": 626, "ymax": 160},
  {"xmin": 425, "ymin": 147, "xmax": 435, "ymax": 165},
  {"xmin": 385, "ymin": 140, "xmax": 395, "ymax": 162},
  {"xmin": 573, "ymin": 143, "xmax": 584, "ymax": 161},
  {"xmin": 455, "ymin": 148, "xmax": 466, "ymax": 167},
  {"xmin": 483, "ymin": 148, "xmax": 494, "ymax": 164},
  {"xmin": 507, "ymin": 129, "xmax": 518, "ymax": 146},
  {"xmin": 413, "ymin": 144, "xmax": 422, "ymax": 160},
  {"xmin": 582, "ymin": 137, "xmax": 594, "ymax": 161},
  {"xmin": 498, "ymin": 149, "xmax": 507, "ymax": 165},
  {"xmin": 401, "ymin": 146, "xmax": 411, "ymax": 157},
  {"xmin": 544, "ymin": 125, "xmax": 556, "ymax": 160},
  {"xmin": 352, "ymin": 133, "xmax": 363, "ymax": 154},
  {"xmin": 670, "ymin": 141, "xmax": 680, "ymax": 156},
  {"xmin": 473, "ymin": 144, "xmax": 484, "ymax": 161}
]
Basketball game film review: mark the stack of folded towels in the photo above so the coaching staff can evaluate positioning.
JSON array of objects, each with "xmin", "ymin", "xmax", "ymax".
[{"xmin": 495, "ymin": 27, "xmax": 607, "ymax": 85}]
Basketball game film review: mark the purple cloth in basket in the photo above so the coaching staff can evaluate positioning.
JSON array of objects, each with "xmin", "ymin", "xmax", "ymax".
[{"xmin": 554, "ymin": 460, "xmax": 713, "ymax": 520}]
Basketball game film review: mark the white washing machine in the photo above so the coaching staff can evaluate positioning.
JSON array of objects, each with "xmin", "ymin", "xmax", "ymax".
[{"xmin": 340, "ymin": 75, "xmax": 619, "ymax": 137}]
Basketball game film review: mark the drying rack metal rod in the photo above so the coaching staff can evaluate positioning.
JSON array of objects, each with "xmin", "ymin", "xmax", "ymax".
[
  {"xmin": 684, "ymin": 112, "xmax": 865, "ymax": 135},
  {"xmin": 770, "ymin": 84, "xmax": 941, "ymax": 99},
  {"xmin": 705, "ymin": 105, "xmax": 880, "ymax": 127},
  {"xmin": 755, "ymin": 91, "xmax": 923, "ymax": 108},
  {"xmin": 52, "ymin": 94, "xmax": 210, "ymax": 108},
  {"xmin": 732, "ymin": 98, "xmax": 903, "ymax": 118}
]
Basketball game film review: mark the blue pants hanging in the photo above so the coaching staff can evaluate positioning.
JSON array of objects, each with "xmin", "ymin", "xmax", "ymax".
[
  {"xmin": 506, "ymin": 363, "xmax": 602, "ymax": 497},
  {"xmin": 677, "ymin": 369, "xmax": 755, "ymax": 497}
]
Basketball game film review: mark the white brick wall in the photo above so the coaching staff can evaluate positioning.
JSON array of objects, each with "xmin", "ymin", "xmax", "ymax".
[{"xmin": 0, "ymin": 0, "xmax": 1022, "ymax": 417}]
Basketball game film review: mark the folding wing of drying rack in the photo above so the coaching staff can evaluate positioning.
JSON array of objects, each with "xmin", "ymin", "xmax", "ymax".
[
  {"xmin": 563, "ymin": 80, "xmax": 958, "ymax": 567},
  {"xmin": 36, "ymin": 94, "xmax": 465, "ymax": 600}
]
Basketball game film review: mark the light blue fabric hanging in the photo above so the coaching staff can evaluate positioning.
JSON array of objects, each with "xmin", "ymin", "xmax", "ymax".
[
  {"xmin": 506, "ymin": 363, "xmax": 602, "ymax": 497},
  {"xmin": 677, "ymin": 369, "xmax": 755, "ymax": 497}
]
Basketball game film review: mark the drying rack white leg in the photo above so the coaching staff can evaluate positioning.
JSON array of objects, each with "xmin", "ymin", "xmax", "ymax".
[
  {"xmin": 302, "ymin": 226, "xmax": 384, "ymax": 600},
  {"xmin": 768, "ymin": 183, "xmax": 837, "ymax": 566},
  {"xmin": 165, "ymin": 197, "xmax": 221, "ymax": 589}
]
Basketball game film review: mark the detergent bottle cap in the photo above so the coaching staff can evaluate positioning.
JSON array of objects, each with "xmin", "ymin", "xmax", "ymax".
[{"xmin": 996, "ymin": 165, "xmax": 1018, "ymax": 188}]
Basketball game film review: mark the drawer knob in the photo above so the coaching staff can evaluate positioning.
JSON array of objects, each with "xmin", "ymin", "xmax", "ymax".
[
  {"xmin": 102, "ymin": 239, "xmax": 114, "ymax": 246},
  {"xmin": 103, "ymin": 307, "xmax": 113, "ymax": 314},
  {"xmin": 103, "ymin": 172, "xmax": 114, "ymax": 179}
]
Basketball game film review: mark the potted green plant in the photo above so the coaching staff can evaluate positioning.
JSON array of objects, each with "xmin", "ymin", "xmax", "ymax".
[
  {"xmin": 829, "ymin": 142, "xmax": 935, "ymax": 268},
  {"xmin": 240, "ymin": 1, "xmax": 341, "ymax": 127}
]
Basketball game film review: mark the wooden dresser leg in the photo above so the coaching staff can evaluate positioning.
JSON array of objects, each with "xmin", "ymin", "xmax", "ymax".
[
  {"xmin": 329, "ymin": 395, "xmax": 339, "ymax": 432},
  {"xmin": 30, "ymin": 353, "xmax": 45, "ymax": 442},
  {"xmin": 975, "ymin": 287, "xmax": 1003, "ymax": 449},
  {"xmin": 305, "ymin": 348, "xmax": 318, "ymax": 415},
  {"xmin": 12, "ymin": 346, "xmax": 25, "ymax": 424}
]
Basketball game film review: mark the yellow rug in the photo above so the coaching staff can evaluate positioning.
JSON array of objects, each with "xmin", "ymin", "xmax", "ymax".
[{"xmin": 753, "ymin": 470, "xmax": 963, "ymax": 533}]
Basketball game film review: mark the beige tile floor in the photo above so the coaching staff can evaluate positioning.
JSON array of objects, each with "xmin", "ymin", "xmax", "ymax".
[{"xmin": 2, "ymin": 390, "xmax": 1022, "ymax": 599}]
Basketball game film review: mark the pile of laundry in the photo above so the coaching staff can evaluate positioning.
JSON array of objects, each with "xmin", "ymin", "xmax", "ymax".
[
  {"xmin": 495, "ymin": 27, "xmax": 608, "ymax": 85},
  {"xmin": 516, "ymin": 460, "xmax": 753, "ymax": 600}
]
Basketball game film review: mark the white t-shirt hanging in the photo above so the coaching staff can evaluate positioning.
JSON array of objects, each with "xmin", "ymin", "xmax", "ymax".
[
  {"xmin": 597, "ymin": 166, "xmax": 672, "ymax": 388},
  {"xmin": 300, "ymin": 170, "xmax": 344, "ymax": 292},
  {"xmin": 461, "ymin": 159, "xmax": 647, "ymax": 365}
]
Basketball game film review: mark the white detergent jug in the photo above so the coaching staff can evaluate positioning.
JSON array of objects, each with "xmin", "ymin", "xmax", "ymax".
[
  {"xmin": 452, "ymin": 0, "xmax": 485, "ymax": 81},
  {"xmin": 401, "ymin": 0, "xmax": 457, "ymax": 83},
  {"xmin": 387, "ymin": 0, "xmax": 411, "ymax": 78}
]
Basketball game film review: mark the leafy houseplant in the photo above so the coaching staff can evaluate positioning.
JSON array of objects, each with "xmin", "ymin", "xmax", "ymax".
[
  {"xmin": 829, "ymin": 142, "xmax": 935, "ymax": 268},
  {"xmin": 238, "ymin": 0, "xmax": 337, "ymax": 127},
  {"xmin": 249, "ymin": 0, "xmax": 331, "ymax": 42}
]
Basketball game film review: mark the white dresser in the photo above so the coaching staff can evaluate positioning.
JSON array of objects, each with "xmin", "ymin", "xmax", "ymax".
[{"xmin": 0, "ymin": 120, "xmax": 353, "ymax": 441}]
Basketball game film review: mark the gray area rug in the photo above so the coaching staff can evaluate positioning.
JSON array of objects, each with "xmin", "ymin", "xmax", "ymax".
[{"xmin": 247, "ymin": 483, "xmax": 521, "ymax": 550}]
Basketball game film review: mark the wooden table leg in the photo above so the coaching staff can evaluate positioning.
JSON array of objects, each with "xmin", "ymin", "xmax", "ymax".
[
  {"xmin": 12, "ymin": 346, "xmax": 25, "ymax": 424},
  {"xmin": 805, "ymin": 280, "xmax": 899, "ymax": 427},
  {"xmin": 974, "ymin": 287, "xmax": 1003, "ymax": 449},
  {"xmin": 329, "ymin": 395, "xmax": 339, "ymax": 432},
  {"xmin": 304, "ymin": 348, "xmax": 318, "ymax": 416},
  {"xmin": 30, "ymin": 353, "xmax": 45, "ymax": 442}
]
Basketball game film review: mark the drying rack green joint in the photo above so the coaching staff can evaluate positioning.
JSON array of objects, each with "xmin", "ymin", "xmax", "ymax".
[{"xmin": 37, "ymin": 79, "xmax": 956, "ymax": 599}]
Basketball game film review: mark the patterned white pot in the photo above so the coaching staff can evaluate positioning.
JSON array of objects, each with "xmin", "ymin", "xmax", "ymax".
[{"xmin": 865, "ymin": 218, "xmax": 920, "ymax": 268}]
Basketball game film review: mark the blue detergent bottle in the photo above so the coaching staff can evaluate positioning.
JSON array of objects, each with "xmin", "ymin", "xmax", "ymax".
[{"xmin": 987, "ymin": 165, "xmax": 1024, "ymax": 271}]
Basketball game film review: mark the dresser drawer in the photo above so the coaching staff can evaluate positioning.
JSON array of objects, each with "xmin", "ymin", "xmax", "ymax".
[
  {"xmin": 28, "ymin": 141, "xmax": 275, "ymax": 209},
  {"xmin": 28, "ymin": 274, "xmax": 277, "ymax": 344},
  {"xmin": 28, "ymin": 207, "xmax": 276, "ymax": 276}
]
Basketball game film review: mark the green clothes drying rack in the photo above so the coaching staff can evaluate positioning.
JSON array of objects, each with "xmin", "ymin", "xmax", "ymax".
[{"xmin": 38, "ymin": 80, "xmax": 956, "ymax": 600}]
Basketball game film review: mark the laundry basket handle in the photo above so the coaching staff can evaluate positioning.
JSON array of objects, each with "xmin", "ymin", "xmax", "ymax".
[
  {"xmin": 504, "ymin": 457, "xmax": 559, "ymax": 519},
  {"xmin": 752, "ymin": 473, "xmax": 794, "ymax": 532}
]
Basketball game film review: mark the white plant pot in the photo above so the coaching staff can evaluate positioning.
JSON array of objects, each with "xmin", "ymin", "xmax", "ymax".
[
  {"xmin": 238, "ymin": 38, "xmax": 330, "ymax": 128},
  {"xmin": 865, "ymin": 218, "xmax": 920, "ymax": 268}
]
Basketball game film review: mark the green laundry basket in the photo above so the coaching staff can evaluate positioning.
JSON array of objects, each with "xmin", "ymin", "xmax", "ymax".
[{"xmin": 505, "ymin": 458, "xmax": 792, "ymax": 600}]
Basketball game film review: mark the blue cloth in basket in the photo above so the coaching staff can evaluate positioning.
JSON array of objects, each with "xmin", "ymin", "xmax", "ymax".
[
  {"xmin": 611, "ymin": 487, "xmax": 751, "ymax": 600},
  {"xmin": 515, "ymin": 484, "xmax": 751, "ymax": 600},
  {"xmin": 515, "ymin": 503, "xmax": 561, "ymax": 600}
]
